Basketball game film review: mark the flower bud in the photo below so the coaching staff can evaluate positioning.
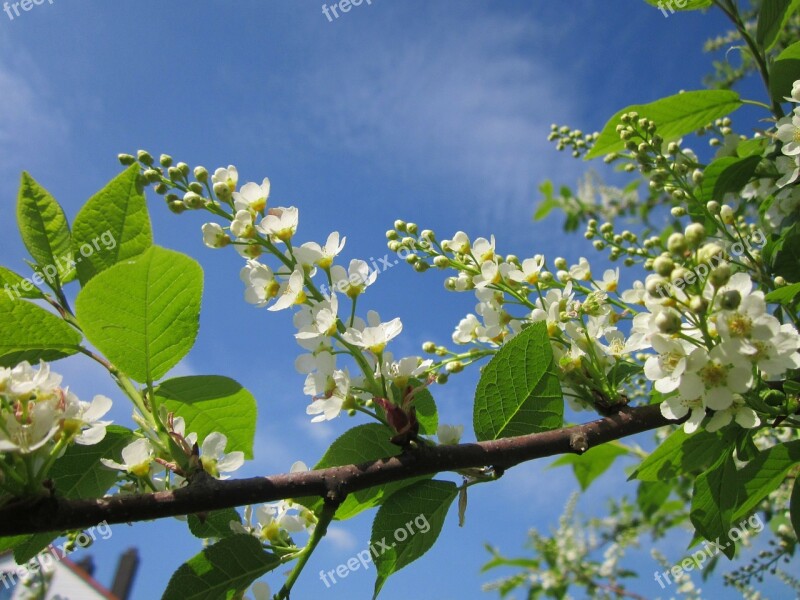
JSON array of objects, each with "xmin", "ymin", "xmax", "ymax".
[
  {"xmin": 433, "ymin": 256, "xmax": 449, "ymax": 269},
  {"xmin": 719, "ymin": 289, "xmax": 741, "ymax": 310},
  {"xmin": 168, "ymin": 166, "xmax": 183, "ymax": 181},
  {"xmin": 698, "ymin": 243, "xmax": 724, "ymax": 265},
  {"xmin": 670, "ymin": 206, "xmax": 686, "ymax": 217},
  {"xmin": 689, "ymin": 296, "xmax": 708, "ymax": 315},
  {"xmin": 436, "ymin": 373, "xmax": 449, "ymax": 385},
  {"xmin": 143, "ymin": 168, "xmax": 162, "ymax": 184},
  {"xmin": 183, "ymin": 192, "xmax": 205, "ymax": 209},
  {"xmin": 394, "ymin": 220, "xmax": 407, "ymax": 231},
  {"xmin": 706, "ymin": 201, "xmax": 720, "ymax": 214},
  {"xmin": 709, "ymin": 263, "xmax": 732, "ymax": 288},
  {"xmin": 655, "ymin": 309, "xmax": 682, "ymax": 334},
  {"xmin": 137, "ymin": 150, "xmax": 154, "ymax": 166},
  {"xmin": 444, "ymin": 277, "xmax": 457, "ymax": 291},
  {"xmin": 667, "ymin": 233, "xmax": 687, "ymax": 255},
  {"xmin": 213, "ymin": 181, "xmax": 231, "ymax": 200},
  {"xmin": 406, "ymin": 222, "xmax": 418, "ymax": 235},
  {"xmin": 646, "ymin": 277, "xmax": 669, "ymax": 298},
  {"xmin": 154, "ymin": 183, "xmax": 168, "ymax": 195},
  {"xmin": 386, "ymin": 230, "xmax": 399, "ymax": 240},
  {"xmin": 159, "ymin": 154, "xmax": 173, "ymax": 167},
  {"xmin": 719, "ymin": 204, "xmax": 734, "ymax": 224},
  {"xmin": 118, "ymin": 153, "xmax": 136, "ymax": 166},
  {"xmin": 388, "ymin": 240, "xmax": 401, "ymax": 252},
  {"xmin": 653, "ymin": 256, "xmax": 674, "ymax": 277},
  {"xmin": 421, "ymin": 229, "xmax": 435, "ymax": 241},
  {"xmin": 445, "ymin": 361, "xmax": 464, "ymax": 374},
  {"xmin": 554, "ymin": 257, "xmax": 567, "ymax": 270},
  {"xmin": 413, "ymin": 261, "xmax": 429, "ymax": 272},
  {"xmin": 422, "ymin": 341, "xmax": 436, "ymax": 353},
  {"xmin": 188, "ymin": 182, "xmax": 204, "ymax": 194},
  {"xmin": 194, "ymin": 166, "xmax": 209, "ymax": 183},
  {"xmin": 684, "ymin": 223, "xmax": 706, "ymax": 247},
  {"xmin": 168, "ymin": 200, "xmax": 187, "ymax": 214}
]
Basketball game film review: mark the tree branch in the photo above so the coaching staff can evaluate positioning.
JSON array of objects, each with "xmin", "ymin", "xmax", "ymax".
[{"xmin": 0, "ymin": 404, "xmax": 675, "ymax": 536}]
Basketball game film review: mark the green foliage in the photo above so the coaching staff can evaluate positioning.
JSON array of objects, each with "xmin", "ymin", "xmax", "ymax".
[
  {"xmin": 473, "ymin": 322, "xmax": 563, "ymax": 441},
  {"xmin": 0, "ymin": 295, "xmax": 83, "ymax": 367},
  {"xmin": 757, "ymin": 0, "xmax": 794, "ymax": 50},
  {"xmin": 769, "ymin": 40, "xmax": 800, "ymax": 102},
  {"xmin": 631, "ymin": 427, "xmax": 728, "ymax": 481},
  {"xmin": 16, "ymin": 172, "xmax": 75, "ymax": 287},
  {"xmin": 71, "ymin": 165, "xmax": 153, "ymax": 285},
  {"xmin": 188, "ymin": 509, "xmax": 243, "ymax": 540},
  {"xmin": 162, "ymin": 535, "xmax": 281, "ymax": 600},
  {"xmin": 371, "ymin": 480, "xmax": 458, "ymax": 598},
  {"xmin": 550, "ymin": 444, "xmax": 628, "ymax": 491},
  {"xmin": 765, "ymin": 282, "xmax": 800, "ymax": 304},
  {"xmin": 586, "ymin": 90, "xmax": 742, "ymax": 159},
  {"xmin": 0, "ymin": 266, "xmax": 44, "ymax": 300},
  {"xmin": 156, "ymin": 376, "xmax": 257, "ymax": 459},
  {"xmin": 699, "ymin": 155, "xmax": 762, "ymax": 203},
  {"xmin": 690, "ymin": 452, "xmax": 738, "ymax": 559},
  {"xmin": 75, "ymin": 246, "xmax": 203, "ymax": 383},
  {"xmin": 643, "ymin": 0, "xmax": 713, "ymax": 10},
  {"xmin": 297, "ymin": 424, "xmax": 428, "ymax": 520}
]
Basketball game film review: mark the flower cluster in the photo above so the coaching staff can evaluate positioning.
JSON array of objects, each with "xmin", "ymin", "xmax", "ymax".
[{"xmin": 0, "ymin": 361, "xmax": 112, "ymax": 495}]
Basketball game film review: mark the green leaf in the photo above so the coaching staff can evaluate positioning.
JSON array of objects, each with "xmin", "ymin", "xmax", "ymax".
[
  {"xmin": 731, "ymin": 440, "xmax": 800, "ymax": 522},
  {"xmin": 770, "ymin": 40, "xmax": 800, "ymax": 104},
  {"xmin": 534, "ymin": 180, "xmax": 558, "ymax": 221},
  {"xmin": 413, "ymin": 385, "xmax": 438, "ymax": 436},
  {"xmin": 690, "ymin": 452, "xmax": 737, "ymax": 559},
  {"xmin": 16, "ymin": 172, "xmax": 75, "ymax": 286},
  {"xmin": 297, "ymin": 424, "xmax": 427, "ymax": 520},
  {"xmin": 72, "ymin": 165, "xmax": 153, "ymax": 285},
  {"xmin": 188, "ymin": 509, "xmax": 242, "ymax": 540},
  {"xmin": 637, "ymin": 480, "xmax": 672, "ymax": 519},
  {"xmin": 757, "ymin": 0, "xmax": 793, "ymax": 51},
  {"xmin": 631, "ymin": 427, "xmax": 727, "ymax": 481},
  {"xmin": 75, "ymin": 246, "xmax": 203, "ymax": 383},
  {"xmin": 770, "ymin": 223, "xmax": 800, "ymax": 282},
  {"xmin": 0, "ymin": 266, "xmax": 44, "ymax": 300},
  {"xmin": 371, "ymin": 480, "xmax": 458, "ymax": 599},
  {"xmin": 162, "ymin": 535, "xmax": 280, "ymax": 600},
  {"xmin": 765, "ymin": 282, "xmax": 800, "ymax": 305},
  {"xmin": 155, "ymin": 376, "xmax": 257, "ymax": 459},
  {"xmin": 473, "ymin": 321, "xmax": 563, "ymax": 441},
  {"xmin": 791, "ymin": 478, "xmax": 800, "ymax": 538},
  {"xmin": 13, "ymin": 426, "xmax": 134, "ymax": 563},
  {"xmin": 699, "ymin": 155, "xmax": 761, "ymax": 203},
  {"xmin": 550, "ymin": 444, "xmax": 627, "ymax": 491},
  {"xmin": 0, "ymin": 296, "xmax": 82, "ymax": 367},
  {"xmin": 586, "ymin": 90, "xmax": 742, "ymax": 160},
  {"xmin": 736, "ymin": 137, "xmax": 767, "ymax": 158}
]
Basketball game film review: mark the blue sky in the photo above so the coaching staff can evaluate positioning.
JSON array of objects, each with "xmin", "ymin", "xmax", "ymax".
[{"xmin": 0, "ymin": 1, "xmax": 792, "ymax": 599}]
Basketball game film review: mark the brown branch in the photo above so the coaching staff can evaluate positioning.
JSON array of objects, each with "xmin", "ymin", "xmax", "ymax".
[{"xmin": 0, "ymin": 404, "xmax": 675, "ymax": 536}]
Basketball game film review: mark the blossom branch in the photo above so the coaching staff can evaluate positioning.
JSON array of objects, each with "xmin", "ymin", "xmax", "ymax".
[{"xmin": 0, "ymin": 404, "xmax": 676, "ymax": 536}]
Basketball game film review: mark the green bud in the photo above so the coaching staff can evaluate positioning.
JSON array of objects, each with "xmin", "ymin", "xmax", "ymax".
[
  {"xmin": 653, "ymin": 256, "xmax": 674, "ymax": 277},
  {"xmin": 436, "ymin": 373, "xmax": 449, "ymax": 385},
  {"xmin": 667, "ymin": 233, "xmax": 688, "ymax": 255},
  {"xmin": 709, "ymin": 263, "xmax": 732, "ymax": 288},
  {"xmin": 168, "ymin": 200, "xmax": 187, "ymax": 214},
  {"xmin": 177, "ymin": 162, "xmax": 191, "ymax": 177},
  {"xmin": 554, "ymin": 257, "xmax": 567, "ymax": 270},
  {"xmin": 698, "ymin": 243, "xmax": 724, "ymax": 265},
  {"xmin": 445, "ymin": 361, "xmax": 464, "ymax": 374},
  {"xmin": 684, "ymin": 223, "xmax": 706, "ymax": 247},
  {"xmin": 118, "ymin": 153, "xmax": 136, "ymax": 166},
  {"xmin": 433, "ymin": 256, "xmax": 449, "ymax": 269},
  {"xmin": 168, "ymin": 166, "xmax": 183, "ymax": 181},
  {"xmin": 137, "ymin": 150, "xmax": 154, "ymax": 166},
  {"xmin": 188, "ymin": 182, "xmax": 204, "ymax": 194},
  {"xmin": 159, "ymin": 154, "xmax": 173, "ymax": 168},
  {"xmin": 719, "ymin": 289, "xmax": 741, "ymax": 310},
  {"xmin": 386, "ymin": 230, "xmax": 399, "ymax": 240},
  {"xmin": 213, "ymin": 181, "xmax": 231, "ymax": 200},
  {"xmin": 406, "ymin": 222, "xmax": 418, "ymax": 235},
  {"xmin": 194, "ymin": 166, "xmax": 209, "ymax": 183},
  {"xmin": 183, "ymin": 192, "xmax": 204, "ymax": 209},
  {"xmin": 420, "ymin": 229, "xmax": 435, "ymax": 241},
  {"xmin": 670, "ymin": 206, "xmax": 686, "ymax": 217},
  {"xmin": 422, "ymin": 341, "xmax": 436, "ymax": 353},
  {"xmin": 444, "ymin": 277, "xmax": 457, "ymax": 291},
  {"xmin": 689, "ymin": 296, "xmax": 708, "ymax": 315},
  {"xmin": 706, "ymin": 201, "xmax": 720, "ymax": 214},
  {"xmin": 394, "ymin": 220, "xmax": 407, "ymax": 232},
  {"xmin": 655, "ymin": 309, "xmax": 682, "ymax": 334},
  {"xmin": 143, "ymin": 168, "xmax": 162, "ymax": 184},
  {"xmin": 413, "ymin": 261, "xmax": 429, "ymax": 272},
  {"xmin": 154, "ymin": 183, "xmax": 168, "ymax": 195},
  {"xmin": 761, "ymin": 389, "xmax": 785, "ymax": 408}
]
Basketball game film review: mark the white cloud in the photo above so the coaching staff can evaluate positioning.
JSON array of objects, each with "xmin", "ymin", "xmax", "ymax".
[{"xmin": 323, "ymin": 526, "xmax": 360, "ymax": 552}]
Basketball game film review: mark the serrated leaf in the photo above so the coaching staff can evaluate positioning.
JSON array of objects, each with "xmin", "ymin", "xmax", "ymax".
[
  {"xmin": 631, "ymin": 427, "xmax": 727, "ymax": 481},
  {"xmin": 296, "ymin": 424, "xmax": 427, "ymax": 520},
  {"xmin": 690, "ymin": 452, "xmax": 737, "ymax": 558},
  {"xmin": 473, "ymin": 321, "xmax": 562, "ymax": 441},
  {"xmin": 16, "ymin": 172, "xmax": 74, "ymax": 286},
  {"xmin": 757, "ymin": 0, "xmax": 793, "ymax": 51},
  {"xmin": 0, "ymin": 266, "xmax": 44, "ymax": 300},
  {"xmin": 765, "ymin": 282, "xmax": 800, "ymax": 305},
  {"xmin": 156, "ymin": 376, "xmax": 257, "ymax": 459},
  {"xmin": 371, "ymin": 480, "xmax": 457, "ymax": 598},
  {"xmin": 770, "ymin": 40, "xmax": 800, "ymax": 104},
  {"xmin": 731, "ymin": 440, "xmax": 800, "ymax": 522},
  {"xmin": 699, "ymin": 155, "xmax": 761, "ymax": 203},
  {"xmin": 0, "ymin": 296, "xmax": 82, "ymax": 367},
  {"xmin": 188, "ymin": 509, "xmax": 242, "ymax": 540},
  {"xmin": 770, "ymin": 223, "xmax": 800, "ymax": 282},
  {"xmin": 75, "ymin": 246, "xmax": 203, "ymax": 383},
  {"xmin": 162, "ymin": 535, "xmax": 280, "ymax": 600},
  {"xmin": 550, "ymin": 444, "xmax": 627, "ymax": 491},
  {"xmin": 586, "ymin": 90, "xmax": 742, "ymax": 160},
  {"xmin": 72, "ymin": 165, "xmax": 153, "ymax": 285}
]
